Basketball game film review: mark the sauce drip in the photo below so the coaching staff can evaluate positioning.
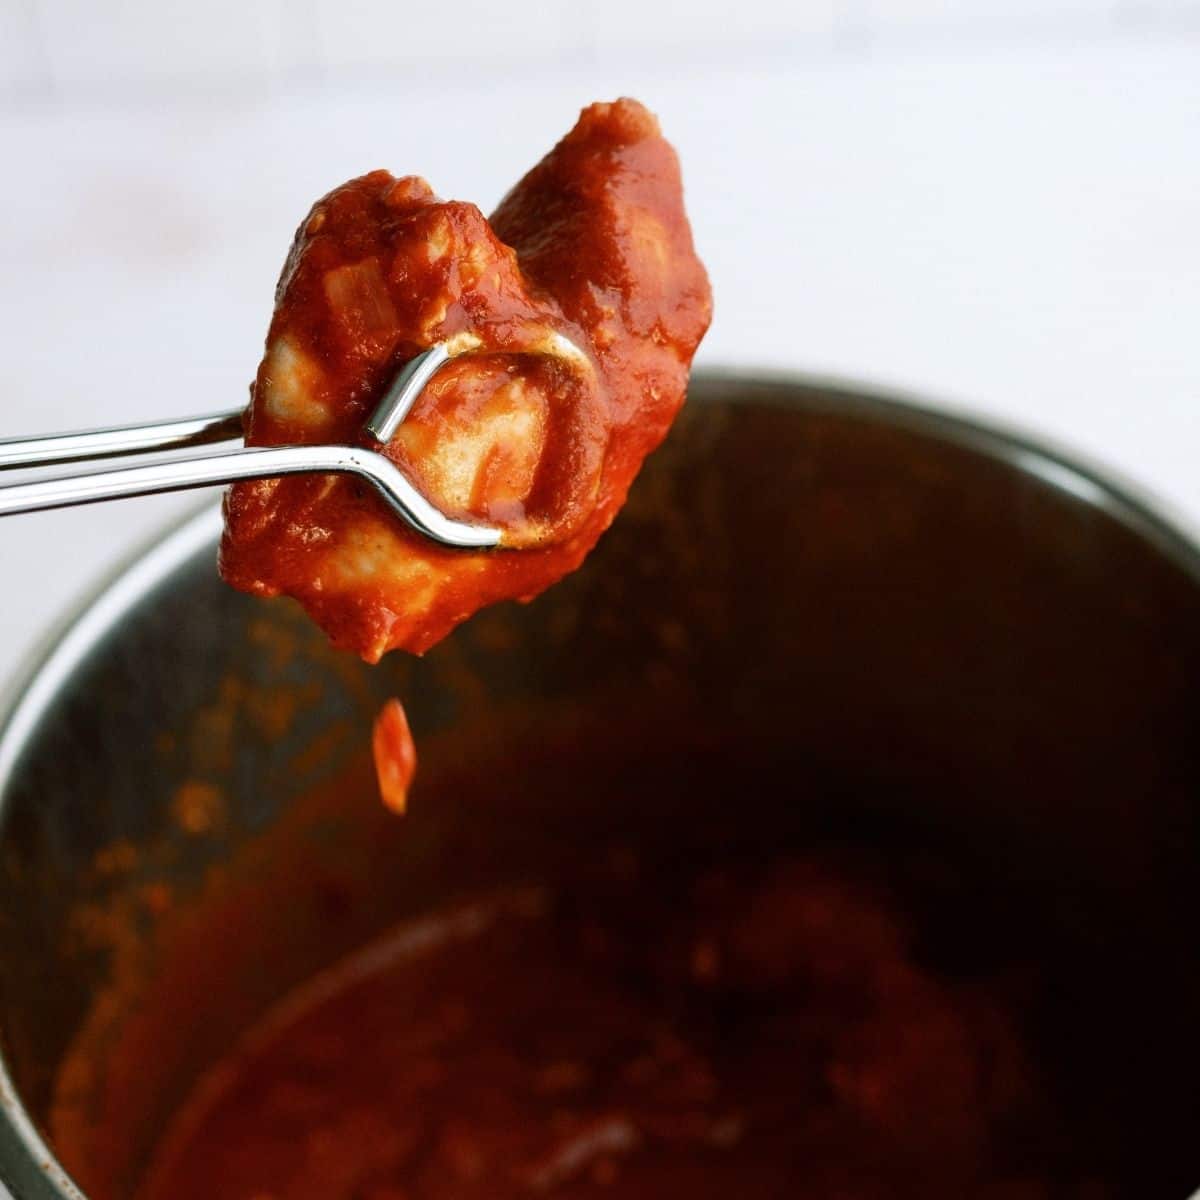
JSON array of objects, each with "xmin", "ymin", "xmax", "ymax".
[{"xmin": 220, "ymin": 98, "xmax": 711, "ymax": 661}]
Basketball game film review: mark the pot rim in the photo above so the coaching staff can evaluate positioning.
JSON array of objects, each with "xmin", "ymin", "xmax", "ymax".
[{"xmin": 2, "ymin": 366, "xmax": 1199, "ymax": 1200}]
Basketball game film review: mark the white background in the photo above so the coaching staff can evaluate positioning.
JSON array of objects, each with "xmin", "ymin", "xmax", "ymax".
[
  {"xmin": 0, "ymin": 0, "xmax": 1198, "ymax": 696},
  {"xmin": 0, "ymin": 4, "xmax": 1198, "ymax": 1195}
]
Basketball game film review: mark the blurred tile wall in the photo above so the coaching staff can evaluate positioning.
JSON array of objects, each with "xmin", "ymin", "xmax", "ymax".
[{"xmin": 1, "ymin": 0, "xmax": 1196, "ymax": 100}]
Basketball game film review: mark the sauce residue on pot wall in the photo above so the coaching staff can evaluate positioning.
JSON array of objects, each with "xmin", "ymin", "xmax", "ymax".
[{"xmin": 45, "ymin": 631, "xmax": 1118, "ymax": 1198}]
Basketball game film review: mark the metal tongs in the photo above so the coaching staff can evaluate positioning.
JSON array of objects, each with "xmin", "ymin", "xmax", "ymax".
[{"xmin": 0, "ymin": 342, "xmax": 500, "ymax": 549}]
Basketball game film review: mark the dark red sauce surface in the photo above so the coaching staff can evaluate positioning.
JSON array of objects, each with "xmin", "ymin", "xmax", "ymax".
[{"xmin": 138, "ymin": 857, "xmax": 1101, "ymax": 1200}]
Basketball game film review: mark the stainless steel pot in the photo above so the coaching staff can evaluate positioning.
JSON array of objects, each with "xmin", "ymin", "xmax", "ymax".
[{"xmin": 1, "ymin": 372, "xmax": 1198, "ymax": 1200}]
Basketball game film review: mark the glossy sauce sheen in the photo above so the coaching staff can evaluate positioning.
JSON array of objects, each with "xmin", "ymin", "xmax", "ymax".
[
  {"xmin": 139, "ymin": 857, "xmax": 1099, "ymax": 1200},
  {"xmin": 219, "ymin": 99, "xmax": 712, "ymax": 660}
]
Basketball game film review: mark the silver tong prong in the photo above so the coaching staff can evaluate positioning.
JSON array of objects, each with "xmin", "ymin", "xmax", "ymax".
[
  {"xmin": 0, "ymin": 411, "xmax": 244, "ymax": 470},
  {"xmin": 0, "ymin": 344, "xmax": 501, "ymax": 550}
]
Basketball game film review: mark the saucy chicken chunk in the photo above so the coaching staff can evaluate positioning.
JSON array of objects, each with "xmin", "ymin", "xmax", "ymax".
[{"xmin": 220, "ymin": 99, "xmax": 712, "ymax": 659}]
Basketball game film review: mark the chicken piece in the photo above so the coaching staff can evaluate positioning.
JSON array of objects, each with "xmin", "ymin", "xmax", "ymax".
[{"xmin": 219, "ymin": 98, "xmax": 712, "ymax": 660}]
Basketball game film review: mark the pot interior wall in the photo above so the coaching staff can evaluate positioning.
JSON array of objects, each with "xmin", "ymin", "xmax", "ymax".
[{"xmin": 1, "ymin": 377, "xmax": 1199, "ymax": 1198}]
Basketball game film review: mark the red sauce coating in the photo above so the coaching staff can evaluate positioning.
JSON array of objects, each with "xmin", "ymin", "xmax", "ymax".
[{"xmin": 219, "ymin": 99, "xmax": 712, "ymax": 660}]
